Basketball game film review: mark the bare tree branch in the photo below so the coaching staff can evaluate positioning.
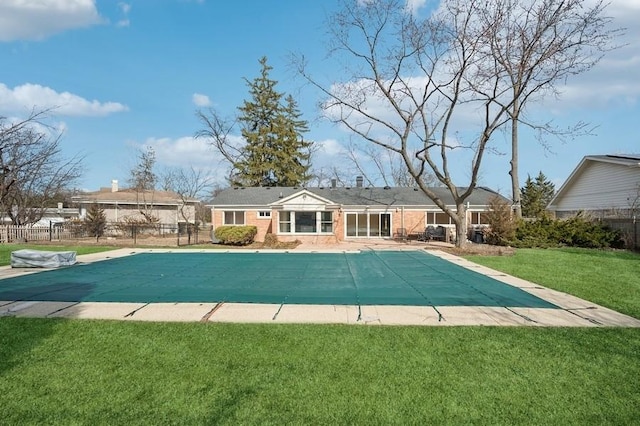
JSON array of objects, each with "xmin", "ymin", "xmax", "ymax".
[
  {"xmin": 0, "ymin": 109, "xmax": 84, "ymax": 225},
  {"xmin": 295, "ymin": 0, "xmax": 516, "ymax": 247}
]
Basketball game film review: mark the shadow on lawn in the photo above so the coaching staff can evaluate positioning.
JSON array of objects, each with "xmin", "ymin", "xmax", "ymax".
[{"xmin": 0, "ymin": 282, "xmax": 95, "ymax": 376}]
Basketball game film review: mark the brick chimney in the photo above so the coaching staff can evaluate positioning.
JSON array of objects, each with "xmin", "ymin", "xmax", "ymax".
[{"xmin": 356, "ymin": 176, "xmax": 364, "ymax": 187}]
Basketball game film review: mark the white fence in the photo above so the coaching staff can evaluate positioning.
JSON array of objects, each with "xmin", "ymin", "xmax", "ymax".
[{"xmin": 0, "ymin": 224, "xmax": 85, "ymax": 243}]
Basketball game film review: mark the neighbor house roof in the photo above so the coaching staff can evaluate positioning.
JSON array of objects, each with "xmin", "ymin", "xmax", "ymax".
[
  {"xmin": 72, "ymin": 188, "xmax": 199, "ymax": 206},
  {"xmin": 212, "ymin": 186, "xmax": 506, "ymax": 208}
]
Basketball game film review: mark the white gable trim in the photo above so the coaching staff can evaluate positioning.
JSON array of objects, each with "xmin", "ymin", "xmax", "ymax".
[{"xmin": 269, "ymin": 189, "xmax": 339, "ymax": 211}]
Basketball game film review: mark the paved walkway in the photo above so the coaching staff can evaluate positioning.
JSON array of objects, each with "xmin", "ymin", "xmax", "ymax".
[{"xmin": 1, "ymin": 245, "xmax": 639, "ymax": 327}]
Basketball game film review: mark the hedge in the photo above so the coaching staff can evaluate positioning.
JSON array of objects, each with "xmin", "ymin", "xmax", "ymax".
[
  {"xmin": 511, "ymin": 215, "xmax": 624, "ymax": 249},
  {"xmin": 213, "ymin": 225, "xmax": 257, "ymax": 246}
]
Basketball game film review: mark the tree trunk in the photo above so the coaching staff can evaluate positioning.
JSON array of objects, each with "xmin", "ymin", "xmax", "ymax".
[
  {"xmin": 453, "ymin": 203, "xmax": 468, "ymax": 248},
  {"xmin": 510, "ymin": 99, "xmax": 522, "ymax": 219}
]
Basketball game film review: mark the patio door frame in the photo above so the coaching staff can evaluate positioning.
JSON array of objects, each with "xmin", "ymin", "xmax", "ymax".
[{"xmin": 345, "ymin": 212, "xmax": 392, "ymax": 238}]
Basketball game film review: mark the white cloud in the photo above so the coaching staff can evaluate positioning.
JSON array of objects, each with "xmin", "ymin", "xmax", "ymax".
[
  {"xmin": 192, "ymin": 93, "xmax": 212, "ymax": 107},
  {"xmin": 547, "ymin": 0, "xmax": 640, "ymax": 110},
  {"xmin": 116, "ymin": 2, "xmax": 131, "ymax": 28},
  {"xmin": 356, "ymin": 0, "xmax": 428, "ymax": 16},
  {"xmin": 0, "ymin": 83, "xmax": 129, "ymax": 116},
  {"xmin": 119, "ymin": 2, "xmax": 131, "ymax": 14},
  {"xmin": 405, "ymin": 0, "xmax": 428, "ymax": 15},
  {"xmin": 0, "ymin": 0, "xmax": 102, "ymax": 42},
  {"xmin": 141, "ymin": 136, "xmax": 230, "ymax": 183},
  {"xmin": 317, "ymin": 138, "xmax": 346, "ymax": 156}
]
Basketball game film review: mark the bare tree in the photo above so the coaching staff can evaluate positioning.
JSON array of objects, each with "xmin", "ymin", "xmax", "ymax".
[
  {"xmin": 160, "ymin": 165, "xmax": 215, "ymax": 225},
  {"xmin": 128, "ymin": 146, "xmax": 158, "ymax": 222},
  {"xmin": 343, "ymin": 142, "xmax": 438, "ymax": 187},
  {"xmin": 297, "ymin": 0, "xmax": 519, "ymax": 247},
  {"xmin": 0, "ymin": 110, "xmax": 83, "ymax": 225},
  {"xmin": 474, "ymin": 0, "xmax": 621, "ymax": 218},
  {"xmin": 195, "ymin": 108, "xmax": 242, "ymax": 175}
]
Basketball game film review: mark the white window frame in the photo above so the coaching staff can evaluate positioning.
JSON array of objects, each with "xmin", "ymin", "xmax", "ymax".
[
  {"xmin": 278, "ymin": 211, "xmax": 333, "ymax": 235},
  {"xmin": 257, "ymin": 211, "xmax": 271, "ymax": 219},
  {"xmin": 425, "ymin": 210, "xmax": 453, "ymax": 226},
  {"xmin": 345, "ymin": 212, "xmax": 391, "ymax": 238}
]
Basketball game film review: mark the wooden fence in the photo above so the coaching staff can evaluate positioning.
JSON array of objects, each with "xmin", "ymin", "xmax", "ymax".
[{"xmin": 600, "ymin": 218, "xmax": 639, "ymax": 250}]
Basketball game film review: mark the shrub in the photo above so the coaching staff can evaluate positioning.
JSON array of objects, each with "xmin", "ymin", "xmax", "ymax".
[
  {"xmin": 84, "ymin": 202, "xmax": 106, "ymax": 242},
  {"xmin": 483, "ymin": 195, "xmax": 516, "ymax": 246},
  {"xmin": 511, "ymin": 214, "xmax": 624, "ymax": 249},
  {"xmin": 263, "ymin": 233, "xmax": 279, "ymax": 247},
  {"xmin": 214, "ymin": 225, "xmax": 257, "ymax": 246}
]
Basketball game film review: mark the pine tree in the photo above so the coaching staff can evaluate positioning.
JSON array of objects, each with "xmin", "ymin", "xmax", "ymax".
[
  {"xmin": 84, "ymin": 202, "xmax": 107, "ymax": 242},
  {"xmin": 234, "ymin": 57, "xmax": 311, "ymax": 187},
  {"xmin": 521, "ymin": 171, "xmax": 555, "ymax": 218}
]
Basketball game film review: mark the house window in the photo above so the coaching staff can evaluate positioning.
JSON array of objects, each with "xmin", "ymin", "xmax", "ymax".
[
  {"xmin": 435, "ymin": 212, "xmax": 451, "ymax": 225},
  {"xmin": 426, "ymin": 211, "xmax": 451, "ymax": 225},
  {"xmin": 223, "ymin": 211, "xmax": 245, "ymax": 225},
  {"xmin": 321, "ymin": 211, "xmax": 333, "ymax": 233},
  {"xmin": 279, "ymin": 211, "xmax": 291, "ymax": 232},
  {"xmin": 257, "ymin": 211, "xmax": 271, "ymax": 219},
  {"xmin": 469, "ymin": 211, "xmax": 489, "ymax": 225},
  {"xmin": 295, "ymin": 212, "xmax": 316, "ymax": 233},
  {"xmin": 279, "ymin": 211, "xmax": 333, "ymax": 234}
]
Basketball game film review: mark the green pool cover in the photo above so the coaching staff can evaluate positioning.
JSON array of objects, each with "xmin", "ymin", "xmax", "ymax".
[{"xmin": 0, "ymin": 251, "xmax": 557, "ymax": 308}]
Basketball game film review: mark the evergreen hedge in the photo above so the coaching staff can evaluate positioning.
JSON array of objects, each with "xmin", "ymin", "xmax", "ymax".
[{"xmin": 512, "ymin": 215, "xmax": 624, "ymax": 249}]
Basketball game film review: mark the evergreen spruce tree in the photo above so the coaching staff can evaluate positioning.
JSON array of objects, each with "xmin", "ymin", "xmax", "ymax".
[
  {"xmin": 84, "ymin": 202, "xmax": 107, "ymax": 242},
  {"xmin": 521, "ymin": 171, "xmax": 556, "ymax": 218},
  {"xmin": 273, "ymin": 95, "xmax": 312, "ymax": 186},
  {"xmin": 234, "ymin": 57, "xmax": 311, "ymax": 187}
]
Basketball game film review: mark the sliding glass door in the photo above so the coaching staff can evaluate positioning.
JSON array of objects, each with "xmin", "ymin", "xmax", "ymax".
[{"xmin": 345, "ymin": 212, "xmax": 391, "ymax": 238}]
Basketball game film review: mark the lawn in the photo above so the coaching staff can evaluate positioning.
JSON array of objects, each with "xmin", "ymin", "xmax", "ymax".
[
  {"xmin": 1, "ymin": 247, "xmax": 639, "ymax": 424},
  {"xmin": 465, "ymin": 247, "xmax": 640, "ymax": 319}
]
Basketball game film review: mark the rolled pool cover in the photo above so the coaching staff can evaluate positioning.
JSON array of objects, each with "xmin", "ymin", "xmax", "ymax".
[{"xmin": 10, "ymin": 249, "xmax": 77, "ymax": 268}]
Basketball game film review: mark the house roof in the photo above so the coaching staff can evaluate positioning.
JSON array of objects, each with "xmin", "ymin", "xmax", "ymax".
[
  {"xmin": 548, "ymin": 154, "xmax": 640, "ymax": 208},
  {"xmin": 72, "ymin": 188, "xmax": 199, "ymax": 205},
  {"xmin": 211, "ymin": 186, "xmax": 506, "ymax": 208}
]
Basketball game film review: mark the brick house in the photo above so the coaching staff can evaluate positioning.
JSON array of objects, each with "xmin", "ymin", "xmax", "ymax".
[{"xmin": 210, "ymin": 181, "xmax": 507, "ymax": 244}]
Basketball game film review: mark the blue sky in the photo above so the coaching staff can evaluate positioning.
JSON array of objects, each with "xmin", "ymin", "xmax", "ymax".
[{"xmin": 1, "ymin": 0, "xmax": 638, "ymax": 197}]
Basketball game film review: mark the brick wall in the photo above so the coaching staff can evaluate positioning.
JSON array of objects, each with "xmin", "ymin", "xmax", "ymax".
[{"xmin": 213, "ymin": 207, "xmax": 484, "ymax": 244}]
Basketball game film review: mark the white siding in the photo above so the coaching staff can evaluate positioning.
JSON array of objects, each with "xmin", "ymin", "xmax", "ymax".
[{"xmin": 554, "ymin": 161, "xmax": 640, "ymax": 211}]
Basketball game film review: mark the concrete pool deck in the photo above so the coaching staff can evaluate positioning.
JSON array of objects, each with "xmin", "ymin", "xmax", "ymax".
[{"xmin": 1, "ymin": 245, "xmax": 639, "ymax": 327}]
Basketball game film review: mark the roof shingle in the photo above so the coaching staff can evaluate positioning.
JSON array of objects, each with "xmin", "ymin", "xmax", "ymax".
[{"xmin": 212, "ymin": 186, "xmax": 506, "ymax": 207}]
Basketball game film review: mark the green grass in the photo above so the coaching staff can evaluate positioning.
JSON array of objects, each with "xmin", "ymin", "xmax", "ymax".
[
  {"xmin": 1, "ymin": 247, "xmax": 640, "ymax": 423},
  {"xmin": 465, "ymin": 248, "xmax": 640, "ymax": 319},
  {"xmin": 0, "ymin": 244, "xmax": 116, "ymax": 266},
  {"xmin": 1, "ymin": 319, "xmax": 639, "ymax": 425}
]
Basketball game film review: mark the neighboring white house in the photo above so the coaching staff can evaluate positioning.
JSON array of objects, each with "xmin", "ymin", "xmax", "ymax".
[
  {"xmin": 72, "ymin": 180, "xmax": 199, "ymax": 226},
  {"xmin": 1, "ymin": 204, "xmax": 80, "ymax": 227},
  {"xmin": 547, "ymin": 154, "xmax": 640, "ymax": 219}
]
